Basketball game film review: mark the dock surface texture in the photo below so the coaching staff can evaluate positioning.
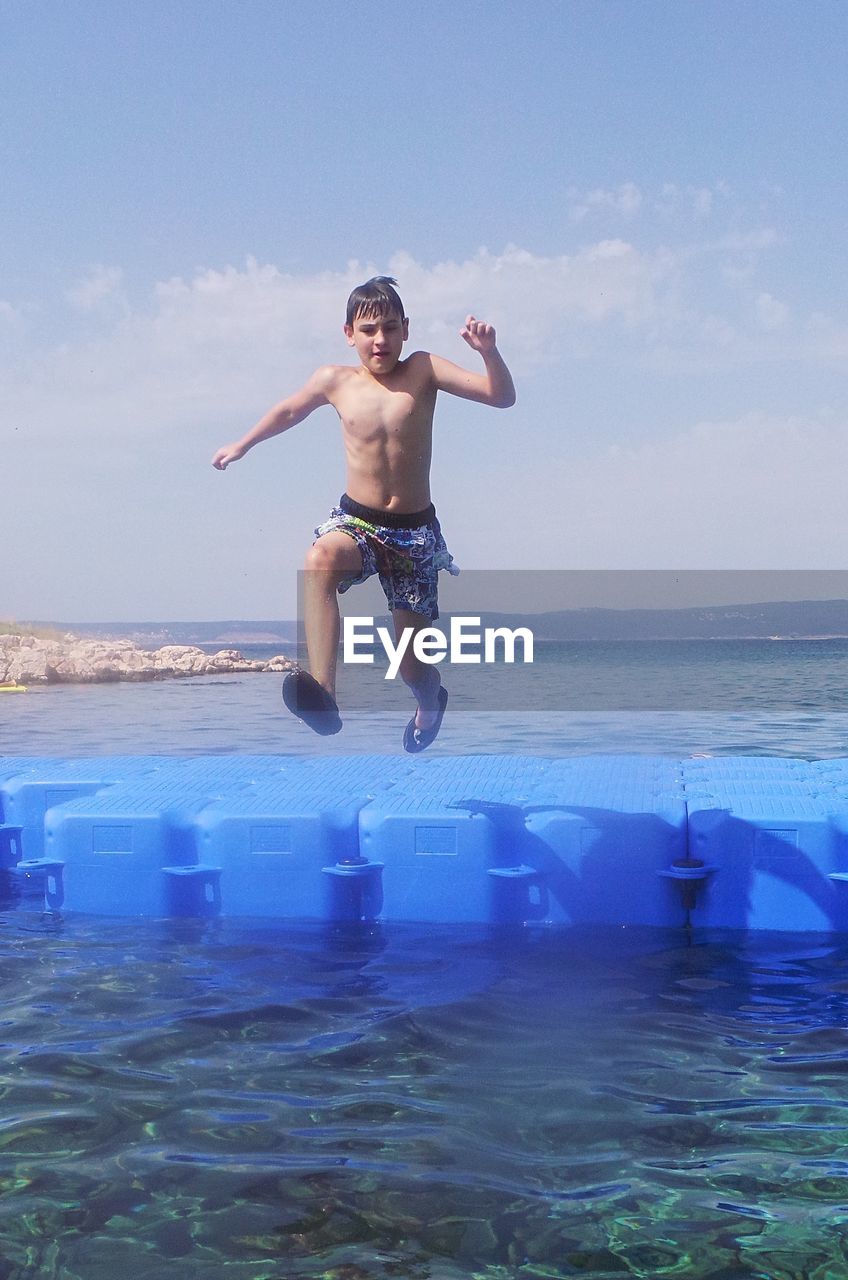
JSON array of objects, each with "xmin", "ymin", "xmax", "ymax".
[{"xmin": 4, "ymin": 753, "xmax": 848, "ymax": 929}]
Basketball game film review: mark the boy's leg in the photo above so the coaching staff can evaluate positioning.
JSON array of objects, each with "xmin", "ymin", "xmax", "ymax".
[
  {"xmin": 303, "ymin": 532, "xmax": 363, "ymax": 697},
  {"xmin": 391, "ymin": 607, "xmax": 443, "ymax": 730}
]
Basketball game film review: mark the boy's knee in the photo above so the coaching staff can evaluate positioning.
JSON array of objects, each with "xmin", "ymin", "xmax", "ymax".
[
  {"xmin": 304, "ymin": 536, "xmax": 359, "ymax": 574},
  {"xmin": 304, "ymin": 542, "xmax": 330, "ymax": 572}
]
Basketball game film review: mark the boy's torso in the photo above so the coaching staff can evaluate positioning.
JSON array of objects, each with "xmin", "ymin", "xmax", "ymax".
[{"xmin": 324, "ymin": 351, "xmax": 437, "ymax": 513}]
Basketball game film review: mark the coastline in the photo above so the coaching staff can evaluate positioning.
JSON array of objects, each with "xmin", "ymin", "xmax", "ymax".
[{"xmin": 0, "ymin": 632, "xmax": 297, "ymax": 686}]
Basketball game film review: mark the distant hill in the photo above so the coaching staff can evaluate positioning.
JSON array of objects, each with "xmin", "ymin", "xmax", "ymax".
[
  {"xmin": 477, "ymin": 598, "xmax": 848, "ymax": 640},
  {"xmin": 42, "ymin": 600, "xmax": 848, "ymax": 643}
]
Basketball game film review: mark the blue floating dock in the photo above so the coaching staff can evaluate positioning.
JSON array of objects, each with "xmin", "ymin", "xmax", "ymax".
[
  {"xmin": 523, "ymin": 757, "xmax": 687, "ymax": 927},
  {"xmin": 5, "ymin": 754, "xmax": 848, "ymax": 930}
]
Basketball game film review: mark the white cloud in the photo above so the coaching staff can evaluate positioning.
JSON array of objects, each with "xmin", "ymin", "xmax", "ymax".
[
  {"xmin": 572, "ymin": 181, "xmax": 731, "ymax": 225},
  {"xmin": 654, "ymin": 182, "xmax": 730, "ymax": 221},
  {"xmin": 570, "ymin": 182, "xmax": 643, "ymax": 222},
  {"xmin": 713, "ymin": 228, "xmax": 784, "ymax": 253},
  {"xmin": 65, "ymin": 265, "xmax": 126, "ymax": 313},
  {"xmin": 7, "ymin": 245, "xmax": 677, "ymax": 443},
  {"xmin": 3, "ymin": 239, "xmax": 847, "ymax": 617},
  {"xmin": 755, "ymin": 291, "xmax": 790, "ymax": 330},
  {"xmin": 805, "ymin": 312, "xmax": 848, "ymax": 362},
  {"xmin": 0, "ymin": 236, "xmax": 844, "ymax": 460},
  {"xmin": 0, "ymin": 299, "xmax": 22, "ymax": 324},
  {"xmin": 524, "ymin": 411, "xmax": 848, "ymax": 569}
]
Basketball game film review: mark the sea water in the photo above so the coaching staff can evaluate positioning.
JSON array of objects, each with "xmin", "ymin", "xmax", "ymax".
[
  {"xmin": 5, "ymin": 637, "xmax": 848, "ymax": 758},
  {"xmin": 3, "ymin": 640, "xmax": 848, "ymax": 1277},
  {"xmin": 4, "ymin": 916, "xmax": 848, "ymax": 1278}
]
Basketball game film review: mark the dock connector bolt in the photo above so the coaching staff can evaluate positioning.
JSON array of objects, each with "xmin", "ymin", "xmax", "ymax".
[
  {"xmin": 0, "ymin": 825, "xmax": 24, "ymax": 868},
  {"xmin": 322, "ymin": 860, "xmax": 384, "ymax": 922},
  {"xmin": 13, "ymin": 858, "xmax": 65, "ymax": 910},
  {"xmin": 658, "ymin": 857, "xmax": 717, "ymax": 912},
  {"xmin": 488, "ymin": 864, "xmax": 544, "ymax": 924},
  {"xmin": 162, "ymin": 863, "xmax": 222, "ymax": 917}
]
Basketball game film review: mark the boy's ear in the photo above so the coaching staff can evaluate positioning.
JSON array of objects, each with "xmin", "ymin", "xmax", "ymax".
[
  {"xmin": 402, "ymin": 317, "xmax": 409, "ymax": 339},
  {"xmin": 343, "ymin": 323, "xmax": 355, "ymax": 346}
]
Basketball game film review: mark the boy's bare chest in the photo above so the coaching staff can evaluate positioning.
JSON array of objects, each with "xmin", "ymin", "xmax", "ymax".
[{"xmin": 334, "ymin": 380, "xmax": 432, "ymax": 440}]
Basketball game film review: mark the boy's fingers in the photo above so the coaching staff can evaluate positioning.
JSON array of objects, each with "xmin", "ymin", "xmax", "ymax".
[{"xmin": 461, "ymin": 316, "xmax": 496, "ymax": 346}]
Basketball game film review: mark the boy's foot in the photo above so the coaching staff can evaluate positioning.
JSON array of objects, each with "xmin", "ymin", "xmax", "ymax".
[
  {"xmin": 282, "ymin": 670, "xmax": 342, "ymax": 736},
  {"xmin": 403, "ymin": 686, "xmax": 448, "ymax": 754}
]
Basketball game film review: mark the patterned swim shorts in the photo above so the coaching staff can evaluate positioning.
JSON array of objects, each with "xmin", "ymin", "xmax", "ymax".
[{"xmin": 313, "ymin": 493, "xmax": 459, "ymax": 621}]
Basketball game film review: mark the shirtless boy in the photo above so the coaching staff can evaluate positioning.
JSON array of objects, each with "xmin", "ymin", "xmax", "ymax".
[{"xmin": 212, "ymin": 276, "xmax": 515, "ymax": 751}]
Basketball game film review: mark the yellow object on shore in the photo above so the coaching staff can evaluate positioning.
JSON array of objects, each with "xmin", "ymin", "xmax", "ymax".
[{"xmin": 0, "ymin": 682, "xmax": 27, "ymax": 693}]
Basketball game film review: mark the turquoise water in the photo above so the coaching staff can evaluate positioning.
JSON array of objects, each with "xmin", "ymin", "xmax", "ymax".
[
  {"xmin": 4, "ymin": 640, "xmax": 848, "ymax": 1276},
  {"xmin": 4, "ymin": 915, "xmax": 848, "ymax": 1278}
]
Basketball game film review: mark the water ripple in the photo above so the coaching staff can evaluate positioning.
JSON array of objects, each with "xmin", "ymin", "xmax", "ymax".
[{"xmin": 3, "ymin": 917, "xmax": 848, "ymax": 1275}]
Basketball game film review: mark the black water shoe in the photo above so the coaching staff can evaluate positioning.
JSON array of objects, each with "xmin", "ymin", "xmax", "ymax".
[
  {"xmin": 403, "ymin": 686, "xmax": 448, "ymax": 754},
  {"xmin": 282, "ymin": 671, "xmax": 342, "ymax": 736}
]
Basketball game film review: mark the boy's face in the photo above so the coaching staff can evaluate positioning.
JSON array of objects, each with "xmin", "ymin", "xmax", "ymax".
[{"xmin": 344, "ymin": 308, "xmax": 409, "ymax": 375}]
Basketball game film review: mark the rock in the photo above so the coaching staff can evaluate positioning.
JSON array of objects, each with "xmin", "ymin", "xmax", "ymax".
[
  {"xmin": 0, "ymin": 636, "xmax": 52, "ymax": 684},
  {"xmin": 0, "ymin": 632, "xmax": 297, "ymax": 685}
]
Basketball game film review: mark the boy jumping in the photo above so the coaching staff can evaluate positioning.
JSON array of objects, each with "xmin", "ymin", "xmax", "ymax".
[{"xmin": 212, "ymin": 276, "xmax": 515, "ymax": 751}]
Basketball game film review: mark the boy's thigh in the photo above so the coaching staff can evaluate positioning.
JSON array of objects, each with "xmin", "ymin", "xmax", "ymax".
[
  {"xmin": 390, "ymin": 609, "xmax": 444, "ymax": 681},
  {"xmin": 380, "ymin": 557, "xmax": 439, "ymax": 622},
  {"xmin": 390, "ymin": 607, "xmax": 436, "ymax": 641}
]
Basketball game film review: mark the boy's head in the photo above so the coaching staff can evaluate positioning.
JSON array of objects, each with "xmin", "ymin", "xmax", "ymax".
[
  {"xmin": 345, "ymin": 275, "xmax": 406, "ymax": 327},
  {"xmin": 344, "ymin": 275, "xmax": 409, "ymax": 374}
]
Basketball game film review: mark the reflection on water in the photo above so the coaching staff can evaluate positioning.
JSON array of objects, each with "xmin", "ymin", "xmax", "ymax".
[{"xmin": 2, "ymin": 914, "xmax": 848, "ymax": 1277}]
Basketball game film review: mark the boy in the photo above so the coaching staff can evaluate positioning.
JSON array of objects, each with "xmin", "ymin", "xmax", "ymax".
[{"xmin": 212, "ymin": 276, "xmax": 515, "ymax": 751}]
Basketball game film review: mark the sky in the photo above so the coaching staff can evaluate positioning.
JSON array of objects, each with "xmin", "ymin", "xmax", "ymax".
[{"xmin": 2, "ymin": 0, "xmax": 847, "ymax": 621}]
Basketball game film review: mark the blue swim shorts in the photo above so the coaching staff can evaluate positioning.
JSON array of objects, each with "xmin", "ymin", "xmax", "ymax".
[{"xmin": 313, "ymin": 493, "xmax": 459, "ymax": 621}]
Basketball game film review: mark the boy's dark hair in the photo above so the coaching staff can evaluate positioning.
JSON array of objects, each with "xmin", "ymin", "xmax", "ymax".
[{"xmin": 345, "ymin": 276, "xmax": 406, "ymax": 327}]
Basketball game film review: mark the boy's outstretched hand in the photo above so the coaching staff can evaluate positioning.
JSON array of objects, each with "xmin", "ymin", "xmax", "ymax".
[
  {"xmin": 460, "ymin": 315, "xmax": 498, "ymax": 355},
  {"xmin": 211, "ymin": 443, "xmax": 245, "ymax": 470}
]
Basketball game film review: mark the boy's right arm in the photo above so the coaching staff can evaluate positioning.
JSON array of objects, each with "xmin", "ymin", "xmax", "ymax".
[{"xmin": 211, "ymin": 367, "xmax": 335, "ymax": 470}]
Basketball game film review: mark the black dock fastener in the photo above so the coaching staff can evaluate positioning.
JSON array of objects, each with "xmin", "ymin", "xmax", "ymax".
[
  {"xmin": 0, "ymin": 825, "xmax": 23, "ymax": 868},
  {"xmin": 162, "ymin": 864, "xmax": 222, "ymax": 917},
  {"xmin": 13, "ymin": 858, "xmax": 65, "ymax": 910},
  {"xmin": 658, "ymin": 857, "xmax": 717, "ymax": 913},
  {"xmin": 488, "ymin": 864, "xmax": 545, "ymax": 924},
  {"xmin": 322, "ymin": 860, "xmax": 384, "ymax": 922}
]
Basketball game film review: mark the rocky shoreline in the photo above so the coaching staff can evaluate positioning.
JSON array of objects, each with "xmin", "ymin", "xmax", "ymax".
[{"xmin": 0, "ymin": 633, "xmax": 297, "ymax": 686}]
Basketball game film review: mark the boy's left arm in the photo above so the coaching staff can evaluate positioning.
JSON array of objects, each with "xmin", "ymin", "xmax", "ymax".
[{"xmin": 429, "ymin": 316, "xmax": 516, "ymax": 408}]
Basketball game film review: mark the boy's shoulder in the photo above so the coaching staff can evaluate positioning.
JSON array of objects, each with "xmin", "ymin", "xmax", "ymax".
[
  {"xmin": 316, "ymin": 352, "xmax": 436, "ymax": 386},
  {"xmin": 308, "ymin": 363, "xmax": 358, "ymax": 392},
  {"xmin": 398, "ymin": 350, "xmax": 436, "ymax": 375}
]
